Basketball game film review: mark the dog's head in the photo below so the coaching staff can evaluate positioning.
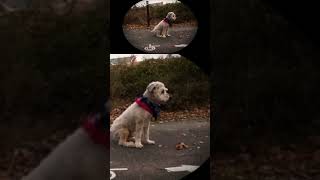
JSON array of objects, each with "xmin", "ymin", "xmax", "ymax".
[
  {"xmin": 166, "ymin": 12, "xmax": 176, "ymax": 21},
  {"xmin": 144, "ymin": 81, "xmax": 170, "ymax": 104}
]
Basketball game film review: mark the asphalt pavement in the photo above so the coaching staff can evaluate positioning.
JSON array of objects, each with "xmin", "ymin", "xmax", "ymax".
[
  {"xmin": 110, "ymin": 120, "xmax": 210, "ymax": 180},
  {"xmin": 123, "ymin": 26, "xmax": 198, "ymax": 53}
]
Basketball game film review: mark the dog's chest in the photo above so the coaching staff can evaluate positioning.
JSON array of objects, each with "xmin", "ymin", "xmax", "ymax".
[{"xmin": 161, "ymin": 20, "xmax": 170, "ymax": 28}]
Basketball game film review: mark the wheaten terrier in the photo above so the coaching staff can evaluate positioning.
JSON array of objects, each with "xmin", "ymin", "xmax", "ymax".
[
  {"xmin": 151, "ymin": 12, "xmax": 176, "ymax": 38},
  {"xmin": 110, "ymin": 81, "xmax": 170, "ymax": 148}
]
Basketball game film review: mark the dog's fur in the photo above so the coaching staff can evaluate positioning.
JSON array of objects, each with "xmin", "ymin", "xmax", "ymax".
[
  {"xmin": 23, "ymin": 103, "xmax": 110, "ymax": 180},
  {"xmin": 23, "ymin": 128, "xmax": 107, "ymax": 180},
  {"xmin": 151, "ymin": 12, "xmax": 176, "ymax": 38},
  {"xmin": 110, "ymin": 81, "xmax": 170, "ymax": 148}
]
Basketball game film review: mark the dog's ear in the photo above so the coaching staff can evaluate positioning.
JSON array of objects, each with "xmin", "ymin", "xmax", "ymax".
[
  {"xmin": 166, "ymin": 12, "xmax": 171, "ymax": 18},
  {"xmin": 167, "ymin": 12, "xmax": 175, "ymax": 19},
  {"xmin": 147, "ymin": 82, "xmax": 158, "ymax": 93}
]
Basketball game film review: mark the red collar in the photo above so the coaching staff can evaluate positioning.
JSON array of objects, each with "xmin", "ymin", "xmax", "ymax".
[
  {"xmin": 135, "ymin": 97, "xmax": 161, "ymax": 119},
  {"xmin": 135, "ymin": 97, "xmax": 153, "ymax": 116},
  {"xmin": 82, "ymin": 115, "xmax": 108, "ymax": 149},
  {"xmin": 163, "ymin": 18, "xmax": 173, "ymax": 26}
]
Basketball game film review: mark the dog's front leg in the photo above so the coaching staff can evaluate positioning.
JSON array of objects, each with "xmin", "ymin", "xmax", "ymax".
[
  {"xmin": 134, "ymin": 120, "xmax": 144, "ymax": 148},
  {"xmin": 165, "ymin": 28, "xmax": 171, "ymax": 37},
  {"xmin": 143, "ymin": 121, "xmax": 155, "ymax": 144},
  {"xmin": 161, "ymin": 28, "xmax": 167, "ymax": 38},
  {"xmin": 156, "ymin": 30, "xmax": 162, "ymax": 37}
]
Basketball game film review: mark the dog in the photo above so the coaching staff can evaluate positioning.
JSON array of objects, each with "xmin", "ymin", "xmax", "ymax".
[
  {"xmin": 110, "ymin": 81, "xmax": 170, "ymax": 148},
  {"xmin": 22, "ymin": 104, "xmax": 109, "ymax": 180},
  {"xmin": 151, "ymin": 12, "xmax": 176, "ymax": 38}
]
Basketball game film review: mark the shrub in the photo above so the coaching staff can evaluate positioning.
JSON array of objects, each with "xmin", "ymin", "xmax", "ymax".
[
  {"xmin": 110, "ymin": 58, "xmax": 209, "ymax": 110},
  {"xmin": 124, "ymin": 2, "xmax": 196, "ymax": 25}
]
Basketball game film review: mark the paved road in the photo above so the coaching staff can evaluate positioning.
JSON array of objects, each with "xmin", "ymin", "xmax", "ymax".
[
  {"xmin": 123, "ymin": 26, "xmax": 198, "ymax": 53},
  {"xmin": 110, "ymin": 120, "xmax": 210, "ymax": 180}
]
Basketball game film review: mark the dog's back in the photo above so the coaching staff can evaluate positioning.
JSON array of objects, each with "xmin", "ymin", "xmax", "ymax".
[
  {"xmin": 151, "ymin": 23, "xmax": 160, "ymax": 32},
  {"xmin": 110, "ymin": 102, "xmax": 151, "ymax": 139},
  {"xmin": 110, "ymin": 118, "xmax": 121, "ymax": 139},
  {"xmin": 110, "ymin": 103, "xmax": 136, "ymax": 137},
  {"xmin": 23, "ymin": 128, "xmax": 107, "ymax": 180}
]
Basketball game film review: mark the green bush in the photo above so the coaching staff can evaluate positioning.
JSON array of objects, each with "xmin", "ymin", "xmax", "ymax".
[
  {"xmin": 150, "ymin": 3, "xmax": 195, "ymax": 23},
  {"xmin": 111, "ymin": 58, "xmax": 209, "ymax": 110},
  {"xmin": 124, "ymin": 2, "xmax": 196, "ymax": 25}
]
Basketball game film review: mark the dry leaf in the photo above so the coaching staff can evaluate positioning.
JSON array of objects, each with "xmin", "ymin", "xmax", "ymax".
[{"xmin": 176, "ymin": 142, "xmax": 189, "ymax": 150}]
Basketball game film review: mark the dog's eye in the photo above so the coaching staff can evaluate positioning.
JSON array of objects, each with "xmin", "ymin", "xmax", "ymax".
[{"xmin": 161, "ymin": 90, "xmax": 165, "ymax": 94}]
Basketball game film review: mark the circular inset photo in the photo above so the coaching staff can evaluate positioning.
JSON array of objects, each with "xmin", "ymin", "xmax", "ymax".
[
  {"xmin": 110, "ymin": 54, "xmax": 210, "ymax": 179},
  {"xmin": 123, "ymin": 0, "xmax": 198, "ymax": 53}
]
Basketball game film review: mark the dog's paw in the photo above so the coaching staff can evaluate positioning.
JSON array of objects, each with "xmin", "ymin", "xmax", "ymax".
[
  {"xmin": 135, "ymin": 143, "xmax": 144, "ymax": 148},
  {"xmin": 124, "ymin": 142, "xmax": 135, "ymax": 147},
  {"xmin": 119, "ymin": 141, "xmax": 135, "ymax": 147},
  {"xmin": 128, "ymin": 136, "xmax": 135, "ymax": 142},
  {"xmin": 146, "ymin": 140, "xmax": 155, "ymax": 145},
  {"xmin": 156, "ymin": 34, "xmax": 166, "ymax": 38}
]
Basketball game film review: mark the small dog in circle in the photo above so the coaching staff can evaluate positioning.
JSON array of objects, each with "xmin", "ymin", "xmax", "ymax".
[
  {"xmin": 151, "ymin": 12, "xmax": 176, "ymax": 38},
  {"xmin": 110, "ymin": 81, "xmax": 170, "ymax": 148}
]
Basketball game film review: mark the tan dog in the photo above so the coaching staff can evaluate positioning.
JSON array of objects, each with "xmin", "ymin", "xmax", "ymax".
[
  {"xmin": 151, "ymin": 12, "xmax": 176, "ymax": 38},
  {"xmin": 110, "ymin": 81, "xmax": 170, "ymax": 148}
]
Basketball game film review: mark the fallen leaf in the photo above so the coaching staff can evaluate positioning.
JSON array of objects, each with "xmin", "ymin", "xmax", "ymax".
[{"xmin": 176, "ymin": 142, "xmax": 189, "ymax": 150}]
